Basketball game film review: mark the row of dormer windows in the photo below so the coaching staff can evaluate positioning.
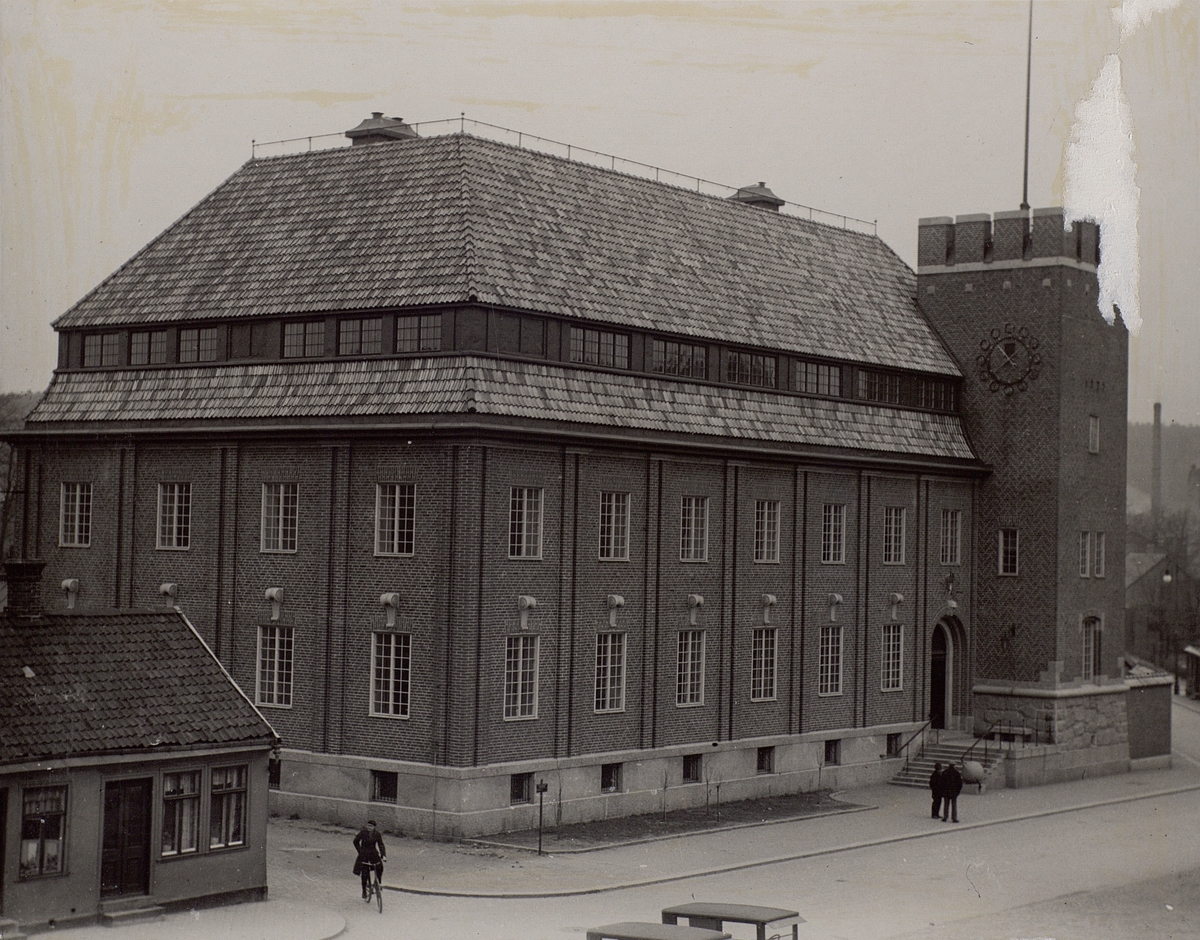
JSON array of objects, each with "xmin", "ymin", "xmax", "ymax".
[{"xmin": 62, "ymin": 308, "xmax": 960, "ymax": 412}]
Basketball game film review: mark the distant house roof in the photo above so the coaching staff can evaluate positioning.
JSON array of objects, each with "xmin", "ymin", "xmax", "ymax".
[
  {"xmin": 53, "ymin": 133, "xmax": 959, "ymax": 376},
  {"xmin": 24, "ymin": 355, "xmax": 976, "ymax": 462},
  {"xmin": 0, "ymin": 609, "xmax": 277, "ymax": 766},
  {"xmin": 1126, "ymin": 551, "xmax": 1167, "ymax": 591}
]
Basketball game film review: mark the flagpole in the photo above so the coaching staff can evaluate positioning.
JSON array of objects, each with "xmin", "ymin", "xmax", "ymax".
[{"xmin": 1020, "ymin": 0, "xmax": 1033, "ymax": 210}]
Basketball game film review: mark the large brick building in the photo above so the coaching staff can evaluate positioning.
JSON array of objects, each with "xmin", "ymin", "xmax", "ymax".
[{"xmin": 1, "ymin": 115, "xmax": 1163, "ymax": 837}]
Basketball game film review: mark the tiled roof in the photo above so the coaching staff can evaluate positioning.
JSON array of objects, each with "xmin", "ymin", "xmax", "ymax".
[
  {"xmin": 54, "ymin": 134, "xmax": 958, "ymax": 375},
  {"xmin": 25, "ymin": 356, "xmax": 976, "ymax": 461},
  {"xmin": 1125, "ymin": 551, "xmax": 1166, "ymax": 590},
  {"xmin": 0, "ymin": 610, "xmax": 277, "ymax": 765}
]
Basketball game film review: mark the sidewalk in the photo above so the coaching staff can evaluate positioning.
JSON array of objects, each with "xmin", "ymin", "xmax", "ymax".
[
  {"xmin": 36, "ymin": 698, "xmax": 1200, "ymax": 939},
  {"xmin": 393, "ymin": 757, "xmax": 1200, "ymax": 898}
]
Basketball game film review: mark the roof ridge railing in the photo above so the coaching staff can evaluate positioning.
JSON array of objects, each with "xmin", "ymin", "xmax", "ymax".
[{"xmin": 250, "ymin": 116, "xmax": 877, "ymax": 235}]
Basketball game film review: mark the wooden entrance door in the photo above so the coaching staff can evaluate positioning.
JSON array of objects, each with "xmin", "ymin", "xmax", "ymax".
[
  {"xmin": 101, "ymin": 778, "xmax": 152, "ymax": 897},
  {"xmin": 930, "ymin": 625, "xmax": 948, "ymax": 730}
]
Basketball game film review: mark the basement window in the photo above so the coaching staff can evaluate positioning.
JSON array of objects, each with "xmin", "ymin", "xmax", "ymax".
[
  {"xmin": 370, "ymin": 770, "xmax": 398, "ymax": 803},
  {"xmin": 682, "ymin": 754, "xmax": 702, "ymax": 784},
  {"xmin": 756, "ymin": 746, "xmax": 775, "ymax": 775},
  {"xmin": 510, "ymin": 773, "xmax": 533, "ymax": 805},
  {"xmin": 824, "ymin": 739, "xmax": 841, "ymax": 766},
  {"xmin": 600, "ymin": 763, "xmax": 622, "ymax": 793}
]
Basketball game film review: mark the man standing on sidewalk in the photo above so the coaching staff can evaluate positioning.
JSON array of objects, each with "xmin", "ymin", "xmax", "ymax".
[
  {"xmin": 929, "ymin": 762, "xmax": 944, "ymax": 819},
  {"xmin": 941, "ymin": 763, "xmax": 963, "ymax": 823}
]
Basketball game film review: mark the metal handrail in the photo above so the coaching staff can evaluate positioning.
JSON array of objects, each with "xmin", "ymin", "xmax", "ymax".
[
  {"xmin": 960, "ymin": 718, "xmax": 1002, "ymax": 765},
  {"xmin": 898, "ymin": 718, "xmax": 932, "ymax": 775}
]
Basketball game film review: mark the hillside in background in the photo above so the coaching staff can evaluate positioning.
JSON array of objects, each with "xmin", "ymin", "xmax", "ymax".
[
  {"xmin": 1, "ymin": 388, "xmax": 43, "ymax": 508},
  {"xmin": 1127, "ymin": 422, "xmax": 1200, "ymax": 515}
]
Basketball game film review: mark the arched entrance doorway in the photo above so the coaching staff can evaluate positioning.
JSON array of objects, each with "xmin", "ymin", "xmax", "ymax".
[{"xmin": 930, "ymin": 624, "xmax": 949, "ymax": 729}]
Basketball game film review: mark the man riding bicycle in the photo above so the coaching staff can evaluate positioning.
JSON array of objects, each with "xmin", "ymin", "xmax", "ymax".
[{"xmin": 353, "ymin": 820, "xmax": 387, "ymax": 900}]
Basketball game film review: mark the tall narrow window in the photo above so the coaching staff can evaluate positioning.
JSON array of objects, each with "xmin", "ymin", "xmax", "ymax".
[
  {"xmin": 819, "ymin": 624, "xmax": 842, "ymax": 695},
  {"xmin": 509, "ymin": 487, "xmax": 543, "ymax": 558},
  {"xmin": 504, "ymin": 635, "xmax": 539, "ymax": 719},
  {"xmin": 594, "ymin": 632, "xmax": 626, "ymax": 712},
  {"xmin": 161, "ymin": 771, "xmax": 200, "ymax": 856},
  {"xmin": 569, "ymin": 327, "xmax": 629, "ymax": 369},
  {"xmin": 60, "ymin": 482, "xmax": 92, "ymax": 547},
  {"xmin": 881, "ymin": 623, "xmax": 903, "ymax": 692},
  {"xmin": 754, "ymin": 500, "xmax": 780, "ymax": 563},
  {"xmin": 257, "ymin": 624, "xmax": 294, "ymax": 707},
  {"xmin": 751, "ymin": 627, "xmax": 777, "ymax": 701},
  {"xmin": 1093, "ymin": 532, "xmax": 1106, "ymax": 578},
  {"xmin": 395, "ymin": 314, "xmax": 442, "ymax": 352},
  {"xmin": 676, "ymin": 630, "xmax": 705, "ymax": 706},
  {"xmin": 20, "ymin": 787, "xmax": 66, "ymax": 878},
  {"xmin": 680, "ymin": 496, "xmax": 709, "ymax": 562},
  {"xmin": 940, "ymin": 509, "xmax": 961, "ymax": 565},
  {"xmin": 821, "ymin": 503, "xmax": 845, "ymax": 564},
  {"xmin": 883, "ymin": 507, "xmax": 906, "ymax": 565},
  {"xmin": 209, "ymin": 766, "xmax": 247, "ymax": 849},
  {"xmin": 1082, "ymin": 617, "xmax": 1103, "ymax": 681},
  {"xmin": 338, "ymin": 317, "xmax": 383, "ymax": 355},
  {"xmin": 998, "ymin": 528, "xmax": 1019, "ymax": 576},
  {"xmin": 261, "ymin": 483, "xmax": 298, "ymax": 553},
  {"xmin": 1079, "ymin": 531, "xmax": 1092, "ymax": 578},
  {"xmin": 372, "ymin": 632, "xmax": 411, "ymax": 717},
  {"xmin": 130, "ymin": 330, "xmax": 169, "ymax": 365},
  {"xmin": 598, "ymin": 492, "xmax": 630, "ymax": 561},
  {"xmin": 1088, "ymin": 415, "xmax": 1101, "ymax": 454},
  {"xmin": 283, "ymin": 321, "xmax": 325, "ymax": 358},
  {"xmin": 375, "ymin": 483, "xmax": 416, "ymax": 556},
  {"xmin": 157, "ymin": 483, "xmax": 191, "ymax": 550}
]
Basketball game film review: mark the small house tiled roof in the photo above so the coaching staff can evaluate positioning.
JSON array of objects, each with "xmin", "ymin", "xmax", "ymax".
[
  {"xmin": 53, "ymin": 133, "xmax": 958, "ymax": 375},
  {"xmin": 0, "ymin": 609, "xmax": 278, "ymax": 765},
  {"xmin": 25, "ymin": 356, "xmax": 976, "ymax": 461},
  {"xmin": 1125, "ymin": 551, "xmax": 1167, "ymax": 591}
]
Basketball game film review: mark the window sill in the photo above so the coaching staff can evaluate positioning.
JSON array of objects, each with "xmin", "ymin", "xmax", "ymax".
[
  {"xmin": 675, "ymin": 701, "xmax": 705, "ymax": 709},
  {"xmin": 156, "ymin": 545, "xmax": 190, "ymax": 552},
  {"xmin": 502, "ymin": 714, "xmax": 538, "ymax": 722},
  {"xmin": 752, "ymin": 559, "xmax": 781, "ymax": 565},
  {"xmin": 749, "ymin": 696, "xmax": 777, "ymax": 703},
  {"xmin": 594, "ymin": 707, "xmax": 626, "ymax": 715},
  {"xmin": 256, "ymin": 702, "xmax": 293, "ymax": 710},
  {"xmin": 598, "ymin": 556, "xmax": 631, "ymax": 563},
  {"xmin": 374, "ymin": 551, "xmax": 415, "ymax": 558},
  {"xmin": 817, "ymin": 691, "xmax": 843, "ymax": 698},
  {"xmin": 260, "ymin": 549, "xmax": 299, "ymax": 555},
  {"xmin": 368, "ymin": 712, "xmax": 410, "ymax": 720},
  {"xmin": 58, "ymin": 543, "xmax": 91, "ymax": 549}
]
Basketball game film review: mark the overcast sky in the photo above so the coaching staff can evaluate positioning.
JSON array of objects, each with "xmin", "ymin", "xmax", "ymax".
[{"xmin": 2, "ymin": 0, "xmax": 1196, "ymax": 424}]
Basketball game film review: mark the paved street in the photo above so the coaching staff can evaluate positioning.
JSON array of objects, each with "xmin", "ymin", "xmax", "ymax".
[{"xmin": 48, "ymin": 698, "xmax": 1200, "ymax": 940}]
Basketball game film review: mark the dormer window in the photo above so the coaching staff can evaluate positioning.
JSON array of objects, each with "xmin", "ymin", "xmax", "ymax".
[
  {"xmin": 179, "ymin": 327, "xmax": 220, "ymax": 363},
  {"xmin": 857, "ymin": 369, "xmax": 901, "ymax": 404},
  {"xmin": 396, "ymin": 315, "xmax": 441, "ymax": 353},
  {"xmin": 917, "ymin": 377, "xmax": 957, "ymax": 411},
  {"xmin": 283, "ymin": 321, "xmax": 325, "ymax": 358},
  {"xmin": 725, "ymin": 350, "xmax": 776, "ymax": 388},
  {"xmin": 131, "ymin": 330, "xmax": 169, "ymax": 365},
  {"xmin": 569, "ymin": 327, "xmax": 629, "ymax": 369},
  {"xmin": 339, "ymin": 317, "xmax": 383, "ymax": 355},
  {"xmin": 797, "ymin": 361, "xmax": 842, "ymax": 397},
  {"xmin": 651, "ymin": 338, "xmax": 707, "ymax": 379},
  {"xmin": 83, "ymin": 332, "xmax": 121, "ymax": 368}
]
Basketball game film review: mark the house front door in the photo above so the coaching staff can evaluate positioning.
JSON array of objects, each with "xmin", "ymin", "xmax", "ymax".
[
  {"xmin": 101, "ymin": 778, "xmax": 152, "ymax": 897},
  {"xmin": 930, "ymin": 625, "xmax": 948, "ymax": 730}
]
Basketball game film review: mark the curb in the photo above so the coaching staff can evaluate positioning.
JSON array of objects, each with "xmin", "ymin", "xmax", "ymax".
[
  {"xmin": 388, "ymin": 781, "xmax": 1200, "ymax": 899},
  {"xmin": 462, "ymin": 801, "xmax": 874, "ymax": 855}
]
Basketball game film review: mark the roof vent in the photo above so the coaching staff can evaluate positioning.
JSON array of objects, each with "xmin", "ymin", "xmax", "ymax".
[
  {"xmin": 729, "ymin": 181, "xmax": 785, "ymax": 212},
  {"xmin": 345, "ymin": 113, "xmax": 419, "ymax": 146}
]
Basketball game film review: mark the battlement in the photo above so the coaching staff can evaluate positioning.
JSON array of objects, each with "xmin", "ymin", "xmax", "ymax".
[{"xmin": 918, "ymin": 208, "xmax": 1099, "ymax": 269}]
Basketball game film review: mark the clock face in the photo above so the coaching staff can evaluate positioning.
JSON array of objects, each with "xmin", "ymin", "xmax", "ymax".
[{"xmin": 976, "ymin": 325, "xmax": 1041, "ymax": 395}]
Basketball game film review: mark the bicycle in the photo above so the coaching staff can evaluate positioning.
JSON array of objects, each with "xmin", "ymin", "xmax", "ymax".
[{"xmin": 363, "ymin": 860, "xmax": 384, "ymax": 913}]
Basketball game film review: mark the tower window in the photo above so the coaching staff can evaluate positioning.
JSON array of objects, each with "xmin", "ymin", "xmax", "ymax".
[
  {"xmin": 998, "ymin": 528, "xmax": 1019, "ymax": 576},
  {"xmin": 1088, "ymin": 415, "xmax": 1101, "ymax": 454}
]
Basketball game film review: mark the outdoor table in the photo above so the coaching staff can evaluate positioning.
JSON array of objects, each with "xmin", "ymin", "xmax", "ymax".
[
  {"xmin": 585, "ymin": 922, "xmax": 731, "ymax": 940},
  {"xmin": 661, "ymin": 902, "xmax": 803, "ymax": 940}
]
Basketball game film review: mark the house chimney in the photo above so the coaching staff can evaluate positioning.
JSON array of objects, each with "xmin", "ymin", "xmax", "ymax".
[
  {"xmin": 3, "ymin": 559, "xmax": 45, "ymax": 619},
  {"xmin": 345, "ymin": 113, "xmax": 419, "ymax": 146},
  {"xmin": 1152, "ymin": 402, "xmax": 1163, "ymax": 543},
  {"xmin": 729, "ymin": 182, "xmax": 785, "ymax": 212}
]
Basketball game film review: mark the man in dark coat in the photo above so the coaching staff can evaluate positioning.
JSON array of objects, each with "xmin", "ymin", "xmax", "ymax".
[
  {"xmin": 929, "ymin": 762, "xmax": 944, "ymax": 819},
  {"xmin": 353, "ymin": 820, "xmax": 387, "ymax": 899},
  {"xmin": 941, "ymin": 763, "xmax": 963, "ymax": 822}
]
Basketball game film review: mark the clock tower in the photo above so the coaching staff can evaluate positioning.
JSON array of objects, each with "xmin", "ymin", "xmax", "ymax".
[{"xmin": 917, "ymin": 208, "xmax": 1130, "ymax": 763}]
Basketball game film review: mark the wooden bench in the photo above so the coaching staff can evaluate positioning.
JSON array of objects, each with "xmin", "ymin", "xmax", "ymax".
[
  {"xmin": 585, "ymin": 922, "xmax": 731, "ymax": 940},
  {"xmin": 662, "ymin": 902, "xmax": 803, "ymax": 940}
]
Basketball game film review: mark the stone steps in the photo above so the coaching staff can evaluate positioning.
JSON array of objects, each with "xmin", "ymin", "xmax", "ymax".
[{"xmin": 889, "ymin": 740, "xmax": 1003, "ymax": 789}]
